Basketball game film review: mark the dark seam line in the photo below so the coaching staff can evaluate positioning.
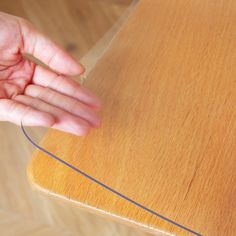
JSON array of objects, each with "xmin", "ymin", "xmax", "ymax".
[{"xmin": 21, "ymin": 123, "xmax": 202, "ymax": 236}]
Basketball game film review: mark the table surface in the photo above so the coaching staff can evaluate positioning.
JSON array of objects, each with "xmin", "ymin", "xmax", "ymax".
[{"xmin": 28, "ymin": 0, "xmax": 236, "ymax": 235}]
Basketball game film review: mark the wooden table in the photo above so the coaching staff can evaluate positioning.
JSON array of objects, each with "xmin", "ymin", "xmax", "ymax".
[{"xmin": 28, "ymin": 0, "xmax": 236, "ymax": 235}]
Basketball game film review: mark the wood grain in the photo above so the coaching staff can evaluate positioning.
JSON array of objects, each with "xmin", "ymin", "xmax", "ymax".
[{"xmin": 29, "ymin": 0, "xmax": 236, "ymax": 235}]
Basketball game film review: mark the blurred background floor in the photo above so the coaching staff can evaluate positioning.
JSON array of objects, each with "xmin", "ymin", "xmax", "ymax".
[{"xmin": 0, "ymin": 1, "xmax": 152, "ymax": 236}]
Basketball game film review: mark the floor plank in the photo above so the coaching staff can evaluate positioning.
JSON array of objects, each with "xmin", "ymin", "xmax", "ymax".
[{"xmin": 0, "ymin": 1, "xmax": 151, "ymax": 236}]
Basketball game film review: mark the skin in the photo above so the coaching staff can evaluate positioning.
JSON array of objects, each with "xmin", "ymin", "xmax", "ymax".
[{"xmin": 0, "ymin": 12, "xmax": 101, "ymax": 136}]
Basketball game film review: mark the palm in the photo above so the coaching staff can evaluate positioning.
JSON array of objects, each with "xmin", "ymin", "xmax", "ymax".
[
  {"xmin": 0, "ymin": 12, "xmax": 101, "ymax": 136},
  {"xmin": 0, "ymin": 59, "xmax": 34, "ymax": 98}
]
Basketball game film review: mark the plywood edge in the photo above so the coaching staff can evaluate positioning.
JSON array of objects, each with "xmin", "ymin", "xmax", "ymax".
[{"xmin": 27, "ymin": 155, "xmax": 172, "ymax": 236}]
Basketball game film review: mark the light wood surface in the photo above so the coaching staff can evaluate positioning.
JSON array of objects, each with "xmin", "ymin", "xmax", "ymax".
[
  {"xmin": 0, "ymin": 1, "xmax": 152, "ymax": 236},
  {"xmin": 29, "ymin": 0, "xmax": 235, "ymax": 235}
]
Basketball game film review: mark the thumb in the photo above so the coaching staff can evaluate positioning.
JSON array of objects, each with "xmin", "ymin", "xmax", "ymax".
[{"xmin": 18, "ymin": 18, "xmax": 85, "ymax": 76}]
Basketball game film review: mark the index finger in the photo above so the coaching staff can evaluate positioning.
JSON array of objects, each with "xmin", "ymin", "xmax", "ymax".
[{"xmin": 32, "ymin": 65, "xmax": 101, "ymax": 109}]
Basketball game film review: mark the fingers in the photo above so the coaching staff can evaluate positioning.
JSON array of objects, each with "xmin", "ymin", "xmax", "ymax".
[
  {"xmin": 32, "ymin": 65, "xmax": 101, "ymax": 109},
  {"xmin": 0, "ymin": 99, "xmax": 55, "ymax": 127},
  {"xmin": 24, "ymin": 84, "xmax": 101, "ymax": 128},
  {"xmin": 18, "ymin": 19, "xmax": 84, "ymax": 76},
  {"xmin": 14, "ymin": 95, "xmax": 91, "ymax": 136}
]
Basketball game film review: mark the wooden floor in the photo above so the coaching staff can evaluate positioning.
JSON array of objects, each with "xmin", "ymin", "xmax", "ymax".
[{"xmin": 0, "ymin": 1, "xmax": 151, "ymax": 235}]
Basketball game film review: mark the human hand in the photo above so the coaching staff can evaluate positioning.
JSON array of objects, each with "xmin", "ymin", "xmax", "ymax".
[{"xmin": 0, "ymin": 12, "xmax": 101, "ymax": 136}]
